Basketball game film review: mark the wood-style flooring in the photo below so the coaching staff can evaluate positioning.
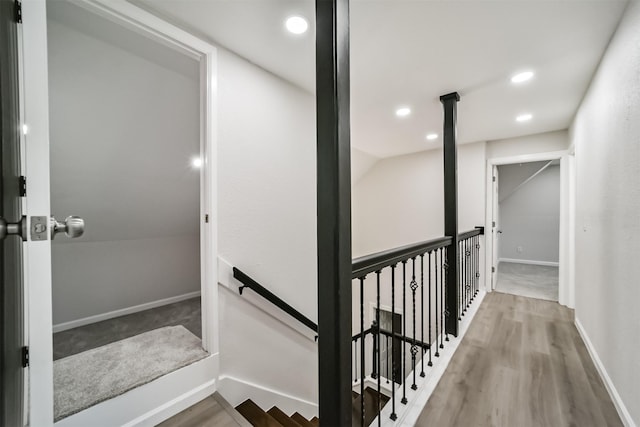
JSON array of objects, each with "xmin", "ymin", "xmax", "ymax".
[
  {"xmin": 415, "ymin": 292, "xmax": 622, "ymax": 427},
  {"xmin": 159, "ymin": 393, "xmax": 251, "ymax": 427}
]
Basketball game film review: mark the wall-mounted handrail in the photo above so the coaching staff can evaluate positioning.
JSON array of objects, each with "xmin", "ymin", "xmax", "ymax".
[
  {"xmin": 352, "ymin": 236, "xmax": 452, "ymax": 279},
  {"xmin": 233, "ymin": 267, "xmax": 318, "ymax": 333}
]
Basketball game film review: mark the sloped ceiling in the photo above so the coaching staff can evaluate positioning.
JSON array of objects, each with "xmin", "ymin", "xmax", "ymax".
[{"xmin": 132, "ymin": 0, "xmax": 628, "ymax": 158}]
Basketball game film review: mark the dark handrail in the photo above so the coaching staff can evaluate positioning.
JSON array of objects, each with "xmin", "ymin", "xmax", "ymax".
[
  {"xmin": 459, "ymin": 226, "xmax": 484, "ymax": 241},
  {"xmin": 352, "ymin": 236, "xmax": 452, "ymax": 279},
  {"xmin": 351, "ymin": 228, "xmax": 484, "ymax": 279},
  {"xmin": 233, "ymin": 267, "xmax": 318, "ymax": 333}
]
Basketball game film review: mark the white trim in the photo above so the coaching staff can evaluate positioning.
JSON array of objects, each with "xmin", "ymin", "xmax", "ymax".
[
  {"xmin": 22, "ymin": 0, "xmax": 219, "ymax": 424},
  {"xmin": 52, "ymin": 291, "xmax": 201, "ymax": 333},
  {"xmin": 217, "ymin": 256, "xmax": 318, "ymax": 342},
  {"xmin": 498, "ymin": 258, "xmax": 559, "ymax": 267},
  {"xmin": 574, "ymin": 318, "xmax": 637, "ymax": 427},
  {"xmin": 373, "ymin": 291, "xmax": 486, "ymax": 426},
  {"xmin": 218, "ymin": 375, "xmax": 318, "ymax": 419},
  {"xmin": 485, "ymin": 150, "xmax": 573, "ymax": 308}
]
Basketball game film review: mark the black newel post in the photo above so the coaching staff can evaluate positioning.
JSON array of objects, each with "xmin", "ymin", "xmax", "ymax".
[
  {"xmin": 316, "ymin": 0, "xmax": 352, "ymax": 425},
  {"xmin": 440, "ymin": 92, "xmax": 460, "ymax": 337}
]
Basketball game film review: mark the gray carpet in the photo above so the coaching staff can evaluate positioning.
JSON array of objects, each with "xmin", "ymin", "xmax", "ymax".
[
  {"xmin": 54, "ymin": 297, "xmax": 202, "ymax": 360},
  {"xmin": 495, "ymin": 262, "xmax": 559, "ymax": 301},
  {"xmin": 54, "ymin": 325, "xmax": 208, "ymax": 421}
]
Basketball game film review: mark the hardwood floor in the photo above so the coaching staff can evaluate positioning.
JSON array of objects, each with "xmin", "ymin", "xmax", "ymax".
[
  {"xmin": 158, "ymin": 393, "xmax": 250, "ymax": 427},
  {"xmin": 415, "ymin": 292, "xmax": 622, "ymax": 427}
]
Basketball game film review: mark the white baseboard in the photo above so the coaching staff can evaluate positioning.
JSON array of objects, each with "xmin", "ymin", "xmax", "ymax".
[
  {"xmin": 499, "ymin": 257, "xmax": 559, "ymax": 267},
  {"xmin": 574, "ymin": 318, "xmax": 636, "ymax": 427},
  {"xmin": 218, "ymin": 375, "xmax": 318, "ymax": 419},
  {"xmin": 52, "ymin": 291, "xmax": 201, "ymax": 333}
]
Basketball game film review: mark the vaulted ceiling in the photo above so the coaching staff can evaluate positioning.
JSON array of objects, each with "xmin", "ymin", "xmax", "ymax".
[{"xmin": 133, "ymin": 0, "xmax": 628, "ymax": 158}]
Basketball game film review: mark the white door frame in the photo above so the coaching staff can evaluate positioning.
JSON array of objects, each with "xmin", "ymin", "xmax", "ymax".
[
  {"xmin": 21, "ymin": 0, "xmax": 219, "ymax": 425},
  {"xmin": 484, "ymin": 150, "xmax": 575, "ymax": 308}
]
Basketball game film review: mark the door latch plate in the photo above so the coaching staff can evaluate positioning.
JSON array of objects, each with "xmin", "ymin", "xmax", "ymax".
[{"xmin": 30, "ymin": 216, "xmax": 48, "ymax": 241}]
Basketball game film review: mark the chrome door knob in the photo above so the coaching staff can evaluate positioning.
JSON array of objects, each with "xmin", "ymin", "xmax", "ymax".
[
  {"xmin": 50, "ymin": 216, "xmax": 85, "ymax": 239},
  {"xmin": 0, "ymin": 216, "xmax": 26, "ymax": 241}
]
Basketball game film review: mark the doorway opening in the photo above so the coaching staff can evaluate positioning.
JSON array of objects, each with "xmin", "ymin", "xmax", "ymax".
[
  {"xmin": 46, "ymin": 1, "xmax": 207, "ymax": 421},
  {"xmin": 492, "ymin": 160, "xmax": 560, "ymax": 301}
]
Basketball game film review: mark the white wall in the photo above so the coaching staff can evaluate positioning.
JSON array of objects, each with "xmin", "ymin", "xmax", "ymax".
[
  {"xmin": 47, "ymin": 9, "xmax": 201, "ymax": 325},
  {"xmin": 487, "ymin": 130, "xmax": 569, "ymax": 159},
  {"xmin": 353, "ymin": 142, "xmax": 486, "ymax": 257},
  {"xmin": 216, "ymin": 48, "xmax": 319, "ymax": 406},
  {"xmin": 570, "ymin": 1, "xmax": 640, "ymax": 424},
  {"xmin": 498, "ymin": 163, "xmax": 560, "ymax": 263}
]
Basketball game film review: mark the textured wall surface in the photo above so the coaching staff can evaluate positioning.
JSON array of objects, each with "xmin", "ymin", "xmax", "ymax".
[{"xmin": 571, "ymin": 1, "xmax": 640, "ymax": 423}]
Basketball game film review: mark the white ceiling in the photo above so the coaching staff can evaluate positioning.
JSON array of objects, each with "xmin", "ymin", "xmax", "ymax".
[{"xmin": 132, "ymin": 0, "xmax": 628, "ymax": 158}]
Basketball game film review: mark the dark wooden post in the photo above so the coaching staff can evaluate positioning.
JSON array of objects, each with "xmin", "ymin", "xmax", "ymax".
[
  {"xmin": 440, "ymin": 92, "xmax": 460, "ymax": 337},
  {"xmin": 316, "ymin": 0, "xmax": 352, "ymax": 424}
]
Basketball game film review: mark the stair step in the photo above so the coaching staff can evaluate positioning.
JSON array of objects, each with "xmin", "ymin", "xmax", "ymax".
[
  {"xmin": 351, "ymin": 387, "xmax": 390, "ymax": 426},
  {"xmin": 236, "ymin": 399, "xmax": 283, "ymax": 427},
  {"xmin": 267, "ymin": 407, "xmax": 302, "ymax": 427},
  {"xmin": 309, "ymin": 417, "xmax": 319, "ymax": 427},
  {"xmin": 291, "ymin": 412, "xmax": 313, "ymax": 427}
]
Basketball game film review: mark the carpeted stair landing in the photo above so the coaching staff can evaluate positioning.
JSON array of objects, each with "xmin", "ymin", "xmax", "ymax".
[{"xmin": 54, "ymin": 325, "xmax": 208, "ymax": 421}]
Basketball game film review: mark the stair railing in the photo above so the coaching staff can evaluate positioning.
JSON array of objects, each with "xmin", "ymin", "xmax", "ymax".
[
  {"xmin": 232, "ymin": 227, "xmax": 483, "ymax": 426},
  {"xmin": 350, "ymin": 228, "xmax": 483, "ymax": 426},
  {"xmin": 233, "ymin": 267, "xmax": 318, "ymax": 333}
]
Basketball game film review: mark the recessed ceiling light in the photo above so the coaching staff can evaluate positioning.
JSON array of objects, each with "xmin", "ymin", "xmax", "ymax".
[
  {"xmin": 285, "ymin": 16, "xmax": 309, "ymax": 34},
  {"xmin": 191, "ymin": 157, "xmax": 203, "ymax": 168},
  {"xmin": 511, "ymin": 71, "xmax": 534, "ymax": 84},
  {"xmin": 516, "ymin": 113, "xmax": 533, "ymax": 122},
  {"xmin": 395, "ymin": 107, "xmax": 411, "ymax": 117},
  {"xmin": 426, "ymin": 133, "xmax": 438, "ymax": 140}
]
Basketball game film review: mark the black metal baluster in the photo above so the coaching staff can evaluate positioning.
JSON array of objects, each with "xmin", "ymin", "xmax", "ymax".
[
  {"xmin": 460, "ymin": 240, "xmax": 464, "ymax": 317},
  {"xmin": 354, "ymin": 341, "xmax": 357, "ymax": 383},
  {"xmin": 467, "ymin": 238, "xmax": 472, "ymax": 309},
  {"xmin": 386, "ymin": 335, "xmax": 390, "ymax": 384},
  {"xmin": 434, "ymin": 250, "xmax": 440, "ymax": 357},
  {"xmin": 428, "ymin": 251, "xmax": 433, "ymax": 366},
  {"xmin": 390, "ymin": 265, "xmax": 397, "ymax": 420},
  {"xmin": 376, "ymin": 270, "xmax": 382, "ymax": 425},
  {"xmin": 410, "ymin": 258, "xmax": 418, "ymax": 390},
  {"xmin": 371, "ymin": 330, "xmax": 377, "ymax": 379},
  {"xmin": 420, "ymin": 253, "xmax": 425, "ymax": 377},
  {"xmin": 441, "ymin": 247, "xmax": 447, "ymax": 345},
  {"xmin": 360, "ymin": 277, "xmax": 365, "ymax": 426},
  {"xmin": 463, "ymin": 239, "xmax": 467, "ymax": 313},
  {"xmin": 401, "ymin": 261, "xmax": 407, "ymax": 404},
  {"xmin": 476, "ymin": 236, "xmax": 480, "ymax": 297}
]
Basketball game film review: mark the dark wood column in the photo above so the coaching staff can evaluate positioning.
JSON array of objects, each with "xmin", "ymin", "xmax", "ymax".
[
  {"xmin": 315, "ymin": 0, "xmax": 352, "ymax": 424},
  {"xmin": 440, "ymin": 92, "xmax": 460, "ymax": 337}
]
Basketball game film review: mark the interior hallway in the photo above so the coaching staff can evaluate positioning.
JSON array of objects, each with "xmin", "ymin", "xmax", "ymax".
[{"xmin": 416, "ymin": 292, "xmax": 621, "ymax": 426}]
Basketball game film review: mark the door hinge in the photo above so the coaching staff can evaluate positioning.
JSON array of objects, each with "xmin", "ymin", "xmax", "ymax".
[
  {"xmin": 492, "ymin": 266, "xmax": 496, "ymax": 273},
  {"xmin": 19, "ymin": 176, "xmax": 26, "ymax": 197},
  {"xmin": 15, "ymin": 0, "xmax": 22, "ymax": 23},
  {"xmin": 21, "ymin": 346, "xmax": 29, "ymax": 367},
  {"xmin": 492, "ymin": 221, "xmax": 496, "ymax": 227},
  {"xmin": 492, "ymin": 176, "xmax": 496, "ymax": 182},
  {"xmin": 205, "ymin": 214, "xmax": 209, "ymax": 223}
]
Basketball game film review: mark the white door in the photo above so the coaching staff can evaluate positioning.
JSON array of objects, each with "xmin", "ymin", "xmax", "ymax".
[
  {"xmin": 491, "ymin": 166, "xmax": 500, "ymax": 290},
  {"xmin": 20, "ymin": 1, "xmax": 219, "ymax": 425}
]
